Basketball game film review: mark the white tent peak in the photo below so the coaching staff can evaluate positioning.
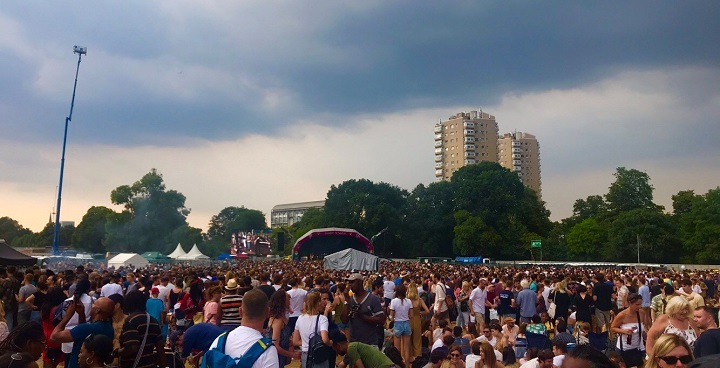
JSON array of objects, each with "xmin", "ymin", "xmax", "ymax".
[
  {"xmin": 178, "ymin": 244, "xmax": 209, "ymax": 260},
  {"xmin": 168, "ymin": 243, "xmax": 187, "ymax": 259}
]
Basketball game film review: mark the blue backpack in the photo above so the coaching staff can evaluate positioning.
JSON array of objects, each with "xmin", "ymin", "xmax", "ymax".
[{"xmin": 201, "ymin": 332, "xmax": 273, "ymax": 368}]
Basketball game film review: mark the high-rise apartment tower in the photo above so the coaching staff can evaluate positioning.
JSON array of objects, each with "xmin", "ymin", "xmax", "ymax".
[
  {"xmin": 498, "ymin": 131, "xmax": 541, "ymax": 197},
  {"xmin": 434, "ymin": 110, "xmax": 499, "ymax": 181}
]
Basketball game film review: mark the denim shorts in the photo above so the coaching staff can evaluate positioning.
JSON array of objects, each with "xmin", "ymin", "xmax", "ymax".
[{"xmin": 393, "ymin": 320, "xmax": 411, "ymax": 336}]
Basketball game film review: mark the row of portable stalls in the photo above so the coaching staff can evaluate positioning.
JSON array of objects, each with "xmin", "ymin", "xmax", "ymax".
[{"xmin": 107, "ymin": 243, "xmax": 209, "ymax": 268}]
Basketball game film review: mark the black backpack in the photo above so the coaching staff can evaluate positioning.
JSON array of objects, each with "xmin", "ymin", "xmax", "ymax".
[{"xmin": 307, "ymin": 314, "xmax": 329, "ymax": 364}]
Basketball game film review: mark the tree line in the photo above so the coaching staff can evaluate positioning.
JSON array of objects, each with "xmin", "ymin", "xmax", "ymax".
[{"xmin": 1, "ymin": 164, "xmax": 718, "ymax": 263}]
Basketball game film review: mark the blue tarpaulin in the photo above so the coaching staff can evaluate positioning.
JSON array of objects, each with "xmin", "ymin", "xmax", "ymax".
[{"xmin": 455, "ymin": 257, "xmax": 484, "ymax": 264}]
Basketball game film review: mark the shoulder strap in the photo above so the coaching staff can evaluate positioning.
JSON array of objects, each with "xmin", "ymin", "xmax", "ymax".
[
  {"xmin": 314, "ymin": 313, "xmax": 321, "ymax": 335},
  {"xmin": 237, "ymin": 338, "xmax": 272, "ymax": 367},
  {"xmin": 200, "ymin": 333, "xmax": 228, "ymax": 368},
  {"xmin": 636, "ymin": 312, "xmax": 645, "ymax": 345},
  {"xmin": 131, "ymin": 313, "xmax": 150, "ymax": 368}
]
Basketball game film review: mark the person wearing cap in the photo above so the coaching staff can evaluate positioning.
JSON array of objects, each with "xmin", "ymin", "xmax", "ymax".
[
  {"xmin": 220, "ymin": 279, "xmax": 242, "ymax": 332},
  {"xmin": 50, "ymin": 297, "xmax": 115, "ymax": 368},
  {"xmin": 341, "ymin": 273, "xmax": 386, "ymax": 348},
  {"xmin": 147, "ymin": 287, "xmax": 168, "ymax": 341}
]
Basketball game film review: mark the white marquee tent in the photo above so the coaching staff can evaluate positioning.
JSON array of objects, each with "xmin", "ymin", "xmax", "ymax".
[
  {"xmin": 167, "ymin": 243, "xmax": 187, "ymax": 259},
  {"xmin": 178, "ymin": 244, "xmax": 210, "ymax": 260},
  {"xmin": 108, "ymin": 253, "xmax": 149, "ymax": 268}
]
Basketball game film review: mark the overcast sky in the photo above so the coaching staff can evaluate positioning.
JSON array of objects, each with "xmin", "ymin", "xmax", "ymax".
[{"xmin": 1, "ymin": 1, "xmax": 719, "ymax": 233}]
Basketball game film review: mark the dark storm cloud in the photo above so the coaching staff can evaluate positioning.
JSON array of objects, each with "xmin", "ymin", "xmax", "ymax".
[{"xmin": 0, "ymin": 1, "xmax": 718, "ymax": 146}]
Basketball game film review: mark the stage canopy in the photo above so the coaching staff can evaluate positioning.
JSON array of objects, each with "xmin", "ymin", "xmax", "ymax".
[
  {"xmin": 293, "ymin": 228, "xmax": 374, "ymax": 258},
  {"xmin": 323, "ymin": 248, "xmax": 379, "ymax": 271}
]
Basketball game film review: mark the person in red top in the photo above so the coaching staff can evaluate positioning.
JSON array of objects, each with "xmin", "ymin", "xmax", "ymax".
[
  {"xmin": 41, "ymin": 287, "xmax": 67, "ymax": 368},
  {"xmin": 178, "ymin": 280, "xmax": 205, "ymax": 327}
]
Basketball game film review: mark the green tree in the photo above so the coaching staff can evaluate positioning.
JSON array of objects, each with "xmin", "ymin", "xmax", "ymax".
[
  {"xmin": 291, "ymin": 207, "xmax": 327, "ymax": 242},
  {"xmin": 72, "ymin": 206, "xmax": 114, "ymax": 253},
  {"xmin": 605, "ymin": 167, "xmax": 658, "ymax": 214},
  {"xmin": 453, "ymin": 210, "xmax": 502, "ymax": 256},
  {"xmin": 401, "ymin": 182, "xmax": 455, "ymax": 257},
  {"xmin": 450, "ymin": 162, "xmax": 550, "ymax": 259},
  {"xmin": 572, "ymin": 195, "xmax": 608, "ymax": 222},
  {"xmin": 323, "ymin": 179, "xmax": 408, "ymax": 257},
  {"xmin": 166, "ymin": 224, "xmax": 206, "ymax": 255},
  {"xmin": 0, "ymin": 217, "xmax": 33, "ymax": 245},
  {"xmin": 107, "ymin": 169, "xmax": 190, "ymax": 253},
  {"xmin": 671, "ymin": 190, "xmax": 700, "ymax": 217},
  {"xmin": 565, "ymin": 218, "xmax": 606, "ymax": 260},
  {"xmin": 207, "ymin": 206, "xmax": 267, "ymax": 241},
  {"xmin": 677, "ymin": 188, "xmax": 720, "ymax": 263},
  {"xmin": 606, "ymin": 208, "xmax": 679, "ymax": 263}
]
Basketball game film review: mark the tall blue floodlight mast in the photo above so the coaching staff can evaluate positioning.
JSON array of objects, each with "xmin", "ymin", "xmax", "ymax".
[{"xmin": 52, "ymin": 45, "xmax": 86, "ymax": 255}]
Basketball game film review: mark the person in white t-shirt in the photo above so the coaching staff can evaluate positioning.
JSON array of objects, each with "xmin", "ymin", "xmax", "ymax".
[
  {"xmin": 100, "ymin": 274, "xmax": 122, "ymax": 298},
  {"xmin": 293, "ymin": 291, "xmax": 333, "ymax": 368},
  {"xmin": 208, "ymin": 289, "xmax": 279, "ymax": 368},
  {"xmin": 465, "ymin": 340, "xmax": 482, "ymax": 368},
  {"xmin": 389, "ymin": 284, "xmax": 413, "ymax": 365},
  {"xmin": 551, "ymin": 340, "xmax": 567, "ymax": 367},
  {"xmin": 287, "ymin": 278, "xmax": 307, "ymax": 333},
  {"xmin": 383, "ymin": 275, "xmax": 396, "ymax": 307},
  {"xmin": 469, "ymin": 280, "xmax": 488, "ymax": 331},
  {"xmin": 431, "ymin": 274, "xmax": 448, "ymax": 331}
]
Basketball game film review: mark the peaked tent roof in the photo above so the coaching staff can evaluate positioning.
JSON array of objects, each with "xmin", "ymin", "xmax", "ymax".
[
  {"xmin": 0, "ymin": 240, "xmax": 37, "ymax": 266},
  {"xmin": 178, "ymin": 244, "xmax": 210, "ymax": 260},
  {"xmin": 167, "ymin": 243, "xmax": 187, "ymax": 259},
  {"xmin": 323, "ymin": 248, "xmax": 379, "ymax": 271},
  {"xmin": 107, "ymin": 253, "xmax": 149, "ymax": 268}
]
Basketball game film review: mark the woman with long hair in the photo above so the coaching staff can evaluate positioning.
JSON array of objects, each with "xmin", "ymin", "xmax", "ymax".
[
  {"xmin": 0, "ymin": 322, "xmax": 46, "ymax": 361},
  {"xmin": 408, "ymin": 282, "xmax": 430, "ymax": 361},
  {"xmin": 178, "ymin": 279, "xmax": 204, "ymax": 327},
  {"xmin": 292, "ymin": 291, "xmax": 332, "ymax": 368},
  {"xmin": 644, "ymin": 334, "xmax": 694, "ymax": 368},
  {"xmin": 0, "ymin": 352, "xmax": 37, "ymax": 368},
  {"xmin": 476, "ymin": 341, "xmax": 503, "ymax": 368},
  {"xmin": 390, "ymin": 283, "xmax": 413, "ymax": 365},
  {"xmin": 550, "ymin": 281, "xmax": 572, "ymax": 323},
  {"xmin": 265, "ymin": 288, "xmax": 300, "ymax": 366},
  {"xmin": 456, "ymin": 281, "xmax": 472, "ymax": 333},
  {"xmin": 447, "ymin": 345, "xmax": 464, "ymax": 368},
  {"xmin": 0, "ymin": 302, "xmax": 8, "ymax": 342},
  {"xmin": 501, "ymin": 346, "xmax": 519, "ymax": 368},
  {"xmin": 40, "ymin": 287, "xmax": 66, "ymax": 368},
  {"xmin": 77, "ymin": 334, "xmax": 114, "ymax": 368},
  {"xmin": 332, "ymin": 283, "xmax": 349, "ymax": 340}
]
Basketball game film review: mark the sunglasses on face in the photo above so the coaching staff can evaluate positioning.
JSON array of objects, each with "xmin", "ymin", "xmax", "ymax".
[
  {"xmin": 658, "ymin": 355, "xmax": 693, "ymax": 365},
  {"xmin": 450, "ymin": 353, "xmax": 461, "ymax": 358}
]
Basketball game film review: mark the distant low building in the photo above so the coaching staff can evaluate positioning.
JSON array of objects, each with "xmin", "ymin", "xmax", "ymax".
[{"xmin": 271, "ymin": 200, "xmax": 325, "ymax": 228}]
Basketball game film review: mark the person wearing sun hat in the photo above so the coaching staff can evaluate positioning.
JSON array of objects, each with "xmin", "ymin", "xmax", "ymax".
[{"xmin": 219, "ymin": 279, "xmax": 242, "ymax": 332}]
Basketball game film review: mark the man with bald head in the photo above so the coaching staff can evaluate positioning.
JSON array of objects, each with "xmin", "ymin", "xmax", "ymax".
[{"xmin": 50, "ymin": 297, "xmax": 115, "ymax": 368}]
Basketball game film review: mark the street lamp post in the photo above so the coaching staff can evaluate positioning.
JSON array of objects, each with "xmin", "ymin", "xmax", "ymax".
[{"xmin": 52, "ymin": 45, "xmax": 86, "ymax": 255}]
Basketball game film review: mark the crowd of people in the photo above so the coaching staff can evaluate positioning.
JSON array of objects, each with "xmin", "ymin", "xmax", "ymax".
[{"xmin": 0, "ymin": 259, "xmax": 718, "ymax": 368}]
